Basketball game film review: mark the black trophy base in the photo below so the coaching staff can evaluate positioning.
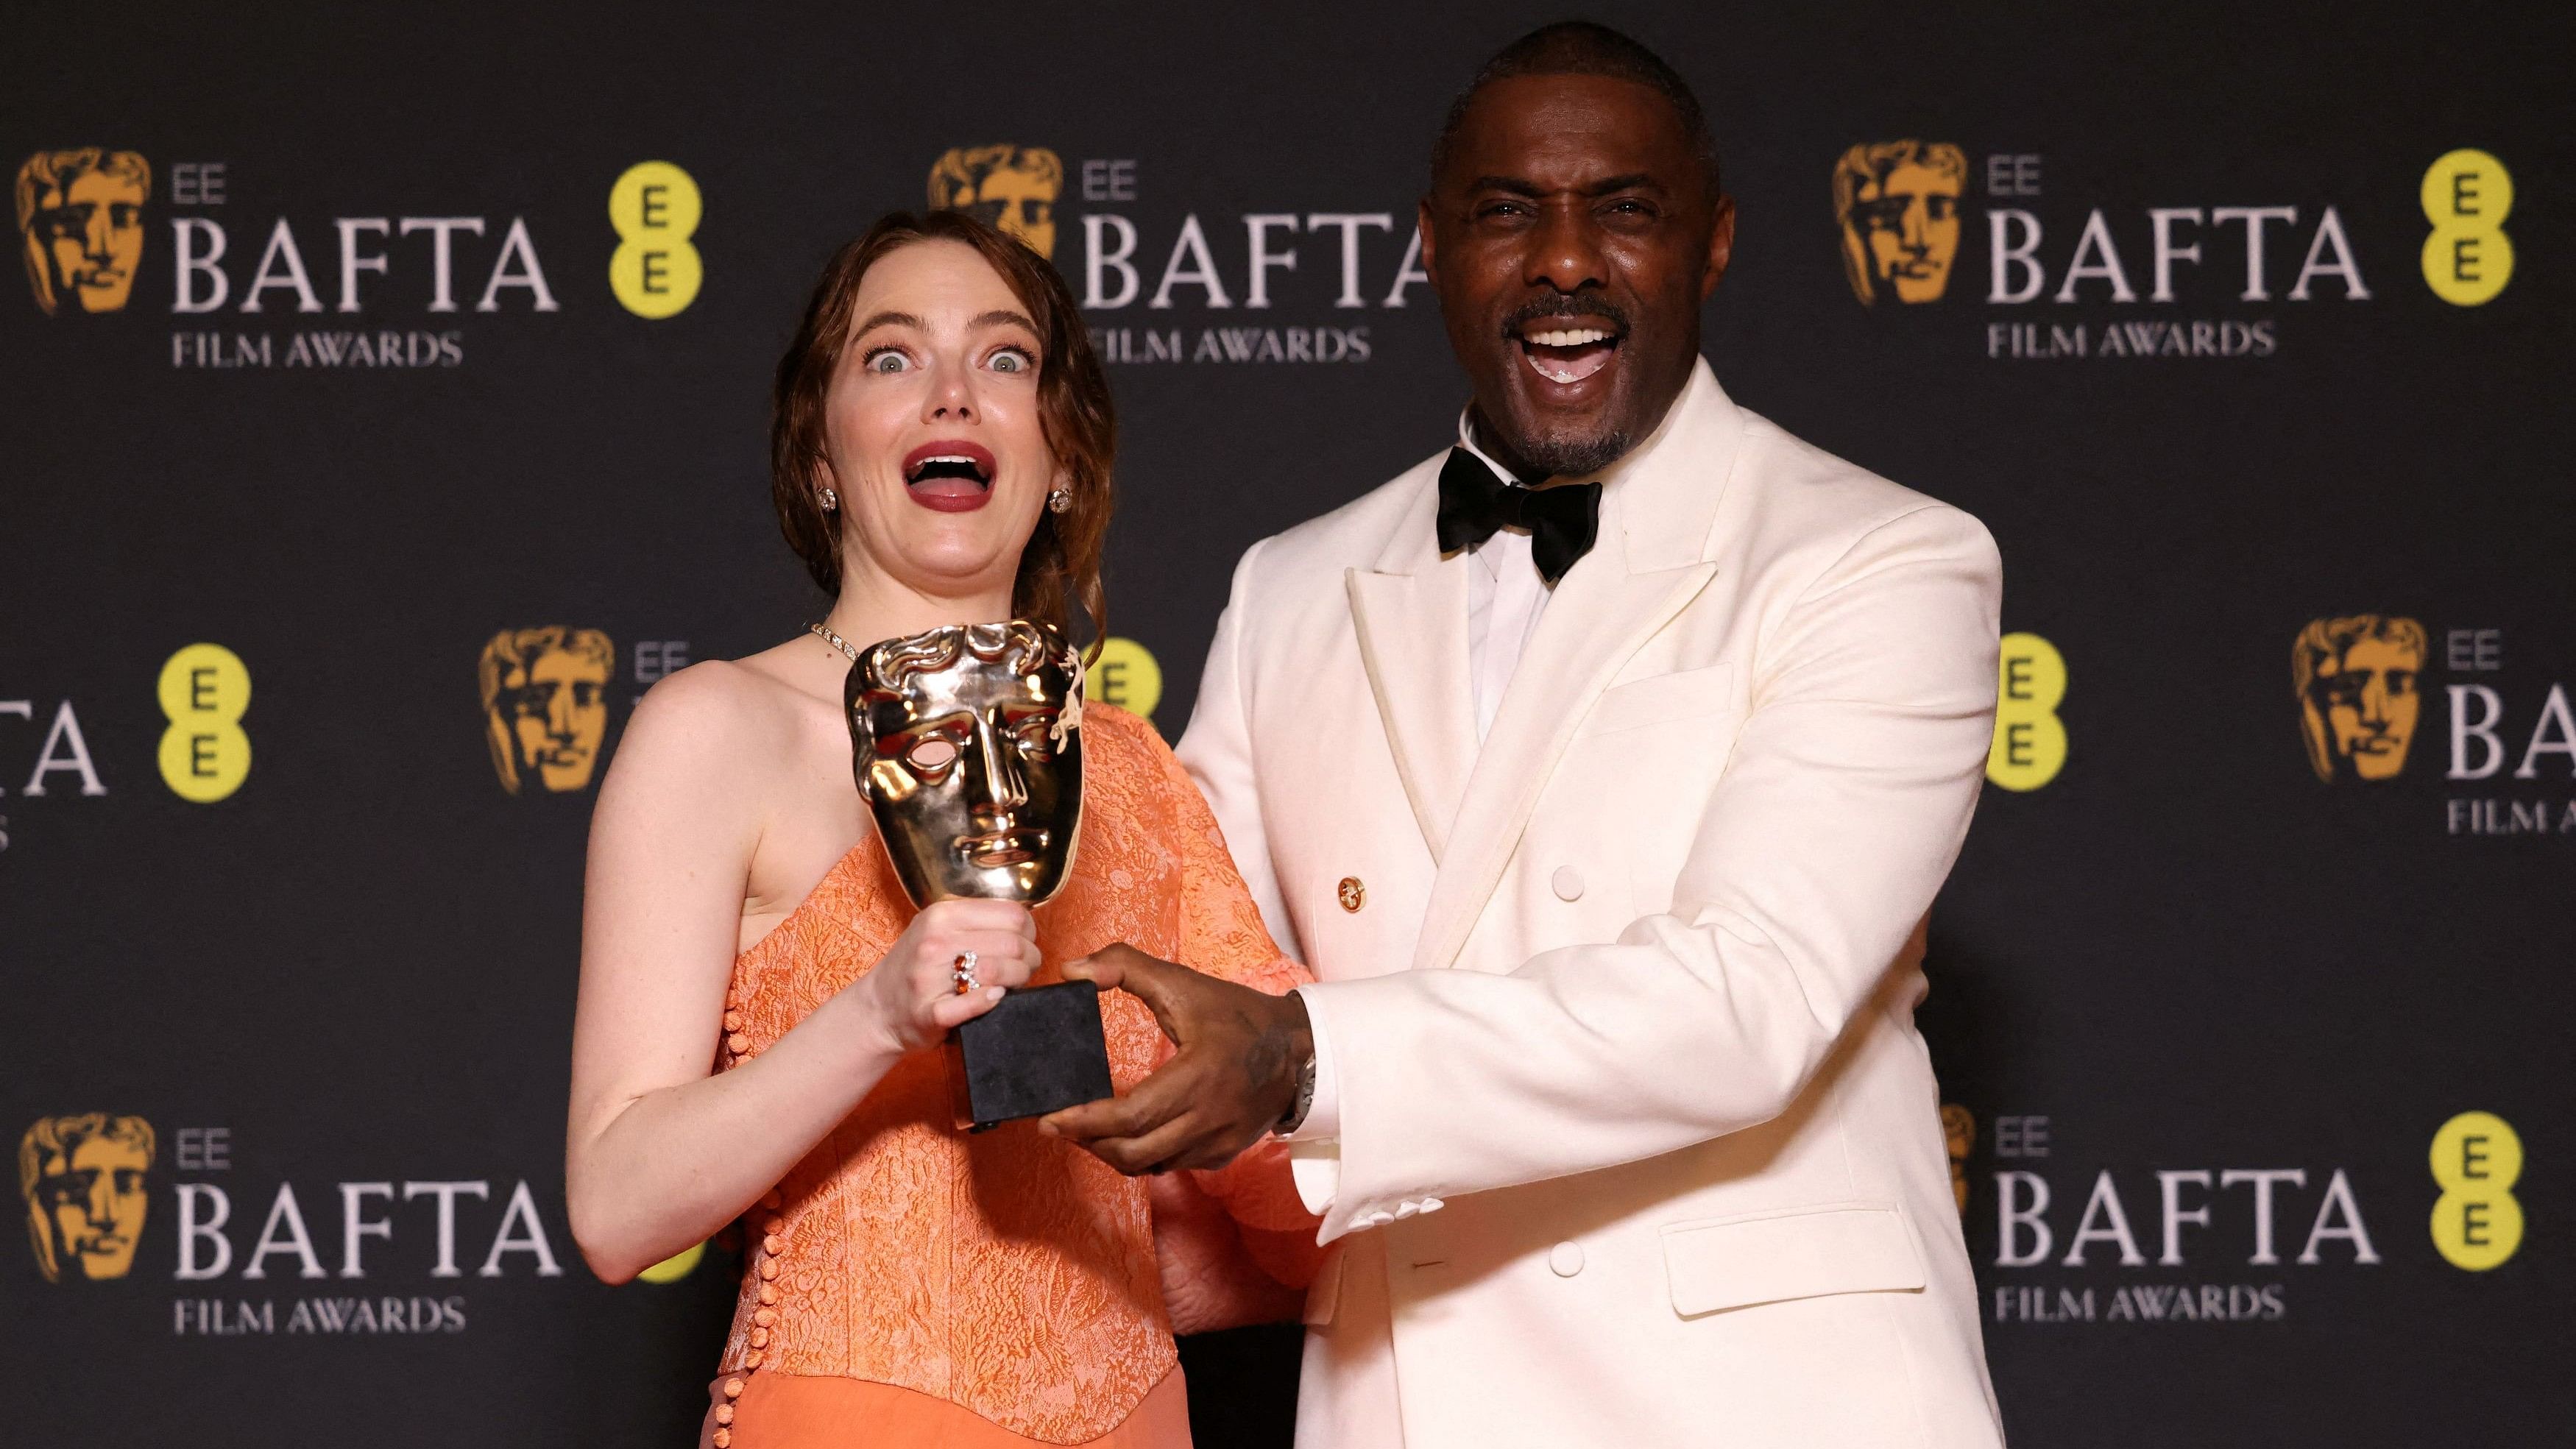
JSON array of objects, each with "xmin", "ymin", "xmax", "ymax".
[{"xmin": 946, "ymin": 979, "xmax": 1115, "ymax": 1132}]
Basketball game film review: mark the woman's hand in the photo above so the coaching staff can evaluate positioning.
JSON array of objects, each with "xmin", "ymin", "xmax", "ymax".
[{"xmin": 852, "ymin": 898, "xmax": 1041, "ymax": 1055}]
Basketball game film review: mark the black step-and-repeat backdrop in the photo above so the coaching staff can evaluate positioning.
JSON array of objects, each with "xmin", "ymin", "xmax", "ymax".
[{"xmin": 5, "ymin": 4, "xmax": 2569, "ymax": 1444}]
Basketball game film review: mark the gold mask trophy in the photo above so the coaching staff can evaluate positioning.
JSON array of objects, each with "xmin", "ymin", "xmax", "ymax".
[{"xmin": 844, "ymin": 620, "xmax": 1112, "ymax": 1130}]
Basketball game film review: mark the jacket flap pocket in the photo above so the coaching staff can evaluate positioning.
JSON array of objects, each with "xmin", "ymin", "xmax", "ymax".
[
  {"xmin": 1579, "ymin": 663, "xmax": 1735, "ymax": 739},
  {"xmin": 1661, "ymin": 1201, "xmax": 1925, "ymax": 1318}
]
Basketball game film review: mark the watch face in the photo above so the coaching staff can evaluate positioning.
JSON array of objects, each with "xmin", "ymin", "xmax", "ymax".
[{"xmin": 1277, "ymin": 1052, "xmax": 1319, "ymax": 1136}]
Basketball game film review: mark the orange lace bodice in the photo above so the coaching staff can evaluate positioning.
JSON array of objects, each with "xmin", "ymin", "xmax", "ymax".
[{"xmin": 712, "ymin": 705, "xmax": 1303, "ymax": 1445}]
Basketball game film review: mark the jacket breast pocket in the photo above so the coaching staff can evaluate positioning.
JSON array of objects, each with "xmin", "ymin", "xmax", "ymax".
[
  {"xmin": 1661, "ymin": 1201, "xmax": 1925, "ymax": 1319},
  {"xmin": 1577, "ymin": 662, "xmax": 1738, "ymax": 740}
]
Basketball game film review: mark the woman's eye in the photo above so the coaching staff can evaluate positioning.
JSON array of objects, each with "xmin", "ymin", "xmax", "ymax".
[
  {"xmin": 989, "ymin": 349, "xmax": 1031, "ymax": 374},
  {"xmin": 865, "ymin": 349, "xmax": 911, "ymax": 374}
]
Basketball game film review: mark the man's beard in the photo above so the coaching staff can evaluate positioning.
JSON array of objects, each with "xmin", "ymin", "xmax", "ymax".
[
  {"xmin": 1489, "ymin": 293, "xmax": 1641, "ymax": 481},
  {"xmin": 1512, "ymin": 422, "xmax": 1636, "ymax": 481}
]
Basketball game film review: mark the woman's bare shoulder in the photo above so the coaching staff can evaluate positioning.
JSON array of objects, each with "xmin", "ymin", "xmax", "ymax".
[{"xmin": 611, "ymin": 651, "xmax": 824, "ymax": 798}]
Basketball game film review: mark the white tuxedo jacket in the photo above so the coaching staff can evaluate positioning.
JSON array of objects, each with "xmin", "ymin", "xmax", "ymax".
[{"xmin": 1176, "ymin": 361, "xmax": 2006, "ymax": 1449}]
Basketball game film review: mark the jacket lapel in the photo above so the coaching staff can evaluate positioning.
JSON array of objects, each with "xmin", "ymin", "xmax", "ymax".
[
  {"xmin": 1346, "ymin": 463, "xmax": 1479, "ymax": 864},
  {"xmin": 1411, "ymin": 361, "xmax": 1745, "ymax": 973}
]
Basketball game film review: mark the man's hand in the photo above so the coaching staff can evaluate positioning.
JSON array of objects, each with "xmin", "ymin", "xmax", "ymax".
[{"xmin": 1040, "ymin": 944, "xmax": 1312, "ymax": 1174}]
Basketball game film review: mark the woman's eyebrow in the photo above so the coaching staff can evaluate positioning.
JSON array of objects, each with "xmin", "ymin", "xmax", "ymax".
[
  {"xmin": 970, "ymin": 308, "xmax": 1040, "ymax": 334},
  {"xmin": 852, "ymin": 309, "xmax": 924, "ymax": 339}
]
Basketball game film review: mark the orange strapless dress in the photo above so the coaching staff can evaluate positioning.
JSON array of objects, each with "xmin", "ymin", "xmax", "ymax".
[{"xmin": 697, "ymin": 705, "xmax": 1319, "ymax": 1449}]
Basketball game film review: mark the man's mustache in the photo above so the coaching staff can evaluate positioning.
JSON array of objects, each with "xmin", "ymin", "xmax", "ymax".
[{"xmin": 1498, "ymin": 294, "xmax": 1632, "ymax": 339}]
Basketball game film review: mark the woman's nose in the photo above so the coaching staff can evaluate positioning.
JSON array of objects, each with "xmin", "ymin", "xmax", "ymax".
[{"xmin": 925, "ymin": 358, "xmax": 979, "ymax": 422}]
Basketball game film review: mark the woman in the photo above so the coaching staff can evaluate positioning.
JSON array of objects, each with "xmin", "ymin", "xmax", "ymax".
[{"xmin": 566, "ymin": 210, "xmax": 1317, "ymax": 1449}]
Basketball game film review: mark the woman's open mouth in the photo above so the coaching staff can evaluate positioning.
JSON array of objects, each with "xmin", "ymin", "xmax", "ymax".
[{"xmin": 902, "ymin": 439, "xmax": 998, "ymax": 512}]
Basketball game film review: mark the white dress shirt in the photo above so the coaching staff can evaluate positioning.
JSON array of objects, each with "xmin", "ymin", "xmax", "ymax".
[{"xmin": 1283, "ymin": 413, "xmax": 1553, "ymax": 1209}]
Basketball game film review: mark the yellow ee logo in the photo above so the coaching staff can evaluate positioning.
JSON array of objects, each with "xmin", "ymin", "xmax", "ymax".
[
  {"xmin": 1092, "ymin": 637, "xmax": 1163, "ymax": 723},
  {"xmin": 635, "ymin": 1240, "xmax": 705, "ymax": 1283},
  {"xmin": 2420, "ymin": 149, "xmax": 2513, "ymax": 306},
  {"xmin": 609, "ymin": 161, "xmax": 703, "ymax": 319},
  {"xmin": 1986, "ymin": 631, "xmax": 2065, "ymax": 791},
  {"xmin": 157, "ymin": 644, "xmax": 250, "ymax": 802},
  {"xmin": 2430, "ymin": 1110, "xmax": 2523, "ymax": 1270}
]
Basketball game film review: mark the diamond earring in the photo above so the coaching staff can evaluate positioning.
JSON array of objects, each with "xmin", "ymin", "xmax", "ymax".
[
  {"xmin": 1047, "ymin": 488, "xmax": 1072, "ymax": 514},
  {"xmin": 820, "ymin": 486, "xmax": 838, "ymax": 511}
]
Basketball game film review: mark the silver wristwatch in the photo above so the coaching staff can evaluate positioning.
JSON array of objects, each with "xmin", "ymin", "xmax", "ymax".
[{"xmin": 1274, "ymin": 1049, "xmax": 1318, "ymax": 1137}]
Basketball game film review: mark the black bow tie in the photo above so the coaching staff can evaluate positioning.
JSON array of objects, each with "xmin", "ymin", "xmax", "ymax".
[{"xmin": 1434, "ymin": 447, "xmax": 1602, "ymax": 585}]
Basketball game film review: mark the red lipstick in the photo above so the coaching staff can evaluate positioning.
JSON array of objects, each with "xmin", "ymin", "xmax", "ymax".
[{"xmin": 902, "ymin": 439, "xmax": 998, "ymax": 513}]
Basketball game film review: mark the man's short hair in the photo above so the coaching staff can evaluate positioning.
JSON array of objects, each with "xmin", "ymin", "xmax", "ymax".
[{"xmin": 1431, "ymin": 21, "xmax": 1720, "ymax": 194}]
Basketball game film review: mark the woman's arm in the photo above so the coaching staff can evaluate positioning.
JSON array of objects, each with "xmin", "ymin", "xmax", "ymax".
[{"xmin": 564, "ymin": 665, "xmax": 1037, "ymax": 1283}]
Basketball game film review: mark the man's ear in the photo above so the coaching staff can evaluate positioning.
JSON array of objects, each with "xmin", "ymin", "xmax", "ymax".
[
  {"xmin": 1701, "ymin": 194, "xmax": 1737, "ymax": 302},
  {"xmin": 1415, "ymin": 199, "xmax": 1440, "ymax": 286}
]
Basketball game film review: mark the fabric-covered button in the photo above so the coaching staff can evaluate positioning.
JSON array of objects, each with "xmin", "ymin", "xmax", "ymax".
[
  {"xmin": 762, "ymin": 1234, "xmax": 785, "ymax": 1255},
  {"xmin": 714, "ymin": 1404, "xmax": 735, "ymax": 1425},
  {"xmin": 745, "ymin": 1349, "xmax": 765, "ymax": 1369},
  {"xmin": 749, "ymin": 1327, "xmax": 769, "ymax": 1349},
  {"xmin": 760, "ymin": 1189, "xmax": 783, "ymax": 1210},
  {"xmin": 1359, "ymin": 1209, "xmax": 1395, "ymax": 1227},
  {"xmin": 1549, "ymin": 1241, "xmax": 1584, "ymax": 1277},
  {"xmin": 723, "ymin": 1010, "xmax": 744, "ymax": 1032},
  {"xmin": 723, "ymin": 1377, "xmax": 746, "ymax": 1399},
  {"xmin": 754, "ymin": 1307, "xmax": 777, "ymax": 1327},
  {"xmin": 712, "ymin": 1428, "xmax": 732, "ymax": 1448},
  {"xmin": 1551, "ymin": 867, "xmax": 1584, "ymax": 901},
  {"xmin": 758, "ymin": 1258, "xmax": 779, "ymax": 1280},
  {"xmin": 757, "ymin": 1283, "xmax": 779, "ymax": 1305},
  {"xmin": 727, "ymin": 1032, "xmax": 751, "ymax": 1055}
]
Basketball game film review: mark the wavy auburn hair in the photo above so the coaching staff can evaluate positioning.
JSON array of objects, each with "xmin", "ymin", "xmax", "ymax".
[{"xmin": 771, "ymin": 209, "xmax": 1114, "ymax": 647}]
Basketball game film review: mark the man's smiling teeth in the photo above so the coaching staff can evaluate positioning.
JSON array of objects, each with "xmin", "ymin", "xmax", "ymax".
[{"xmin": 1523, "ymin": 326, "xmax": 1615, "ymax": 347}]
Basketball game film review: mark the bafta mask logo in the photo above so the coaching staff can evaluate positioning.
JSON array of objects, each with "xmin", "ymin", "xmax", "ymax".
[
  {"xmin": 20, "ymin": 1114, "xmax": 155, "ymax": 1282},
  {"xmin": 1833, "ymin": 141, "xmax": 1967, "ymax": 305},
  {"xmin": 849, "ymin": 620, "xmax": 1084, "ymax": 906},
  {"xmin": 1939, "ymin": 1104, "xmax": 1974, "ymax": 1216},
  {"xmin": 480, "ymin": 627, "xmax": 615, "ymax": 795},
  {"xmin": 927, "ymin": 146, "xmax": 1064, "ymax": 258},
  {"xmin": 2293, "ymin": 614, "xmax": 2427, "ymax": 783},
  {"xmin": 17, "ymin": 149, "xmax": 152, "ymax": 315}
]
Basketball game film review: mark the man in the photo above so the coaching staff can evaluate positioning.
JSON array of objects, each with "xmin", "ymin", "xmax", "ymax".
[
  {"xmin": 478, "ymin": 626, "xmax": 615, "ymax": 794},
  {"xmin": 1046, "ymin": 23, "xmax": 2004, "ymax": 1448},
  {"xmin": 1833, "ymin": 139, "xmax": 1968, "ymax": 305},
  {"xmin": 2293, "ymin": 614, "xmax": 2426, "ymax": 782},
  {"xmin": 20, "ymin": 1113, "xmax": 156, "ymax": 1282},
  {"xmin": 16, "ymin": 149, "xmax": 152, "ymax": 315}
]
